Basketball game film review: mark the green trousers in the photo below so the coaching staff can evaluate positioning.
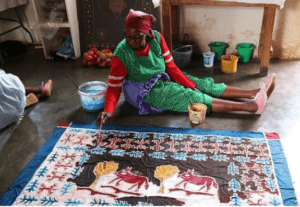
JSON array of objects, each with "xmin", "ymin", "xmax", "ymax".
[{"xmin": 144, "ymin": 74, "xmax": 226, "ymax": 113}]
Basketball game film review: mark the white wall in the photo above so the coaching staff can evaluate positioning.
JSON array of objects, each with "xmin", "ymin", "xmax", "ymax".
[
  {"xmin": 272, "ymin": 0, "xmax": 300, "ymax": 59},
  {"xmin": 180, "ymin": 0, "xmax": 300, "ymax": 60},
  {"xmin": 181, "ymin": 5, "xmax": 264, "ymax": 57}
]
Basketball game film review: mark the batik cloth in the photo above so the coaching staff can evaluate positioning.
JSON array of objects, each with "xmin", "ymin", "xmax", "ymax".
[{"xmin": 0, "ymin": 123, "xmax": 297, "ymax": 206}]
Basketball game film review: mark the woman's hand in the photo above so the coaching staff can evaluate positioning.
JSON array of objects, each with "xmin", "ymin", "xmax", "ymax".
[{"xmin": 96, "ymin": 112, "xmax": 112, "ymax": 128}]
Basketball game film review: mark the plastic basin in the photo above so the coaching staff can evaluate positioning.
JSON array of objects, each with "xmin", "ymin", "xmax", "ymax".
[{"xmin": 78, "ymin": 81, "xmax": 107, "ymax": 112}]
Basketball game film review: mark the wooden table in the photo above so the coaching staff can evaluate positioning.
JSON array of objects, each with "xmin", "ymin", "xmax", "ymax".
[{"xmin": 162, "ymin": 0, "xmax": 279, "ymax": 76}]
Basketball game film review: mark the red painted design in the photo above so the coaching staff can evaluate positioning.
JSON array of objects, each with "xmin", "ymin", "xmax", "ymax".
[
  {"xmin": 194, "ymin": 142, "xmax": 208, "ymax": 153},
  {"xmin": 182, "ymin": 141, "xmax": 195, "ymax": 153},
  {"xmin": 254, "ymin": 146, "xmax": 268, "ymax": 157},
  {"xmin": 165, "ymin": 140, "xmax": 178, "ymax": 153},
  {"xmin": 107, "ymin": 137, "xmax": 121, "ymax": 149},
  {"xmin": 208, "ymin": 143, "xmax": 222, "ymax": 154},
  {"xmin": 134, "ymin": 139, "xmax": 149, "ymax": 150},
  {"xmin": 58, "ymin": 121, "xmax": 71, "ymax": 127},
  {"xmin": 169, "ymin": 188, "xmax": 214, "ymax": 196},
  {"xmin": 61, "ymin": 153, "xmax": 76, "ymax": 161},
  {"xmin": 176, "ymin": 170, "xmax": 218, "ymax": 192},
  {"xmin": 46, "ymin": 171, "xmax": 66, "ymax": 181},
  {"xmin": 265, "ymin": 132, "xmax": 280, "ymax": 140},
  {"xmin": 241, "ymin": 163, "xmax": 261, "ymax": 174},
  {"xmin": 94, "ymin": 135, "xmax": 107, "ymax": 147},
  {"xmin": 248, "ymin": 198, "xmax": 267, "ymax": 206},
  {"xmin": 121, "ymin": 138, "xmax": 135, "ymax": 149},
  {"xmin": 77, "ymin": 187, "xmax": 118, "ymax": 198},
  {"xmin": 60, "ymin": 133, "xmax": 75, "ymax": 145},
  {"xmin": 220, "ymin": 143, "xmax": 233, "ymax": 154},
  {"xmin": 37, "ymin": 184, "xmax": 57, "ymax": 195},
  {"xmin": 55, "ymin": 161, "xmax": 73, "ymax": 170},
  {"xmin": 241, "ymin": 174, "xmax": 263, "ymax": 186},
  {"xmin": 109, "ymin": 167, "xmax": 149, "ymax": 191},
  {"xmin": 240, "ymin": 144, "xmax": 255, "ymax": 157},
  {"xmin": 244, "ymin": 185, "xmax": 265, "ymax": 199},
  {"xmin": 74, "ymin": 135, "xmax": 90, "ymax": 145},
  {"xmin": 150, "ymin": 139, "xmax": 164, "ymax": 151}
]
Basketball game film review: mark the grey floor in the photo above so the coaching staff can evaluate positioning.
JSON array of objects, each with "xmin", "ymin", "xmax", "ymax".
[{"xmin": 0, "ymin": 46, "xmax": 299, "ymax": 203}]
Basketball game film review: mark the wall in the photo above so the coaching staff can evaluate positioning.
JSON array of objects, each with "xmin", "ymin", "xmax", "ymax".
[
  {"xmin": 272, "ymin": 0, "xmax": 300, "ymax": 59},
  {"xmin": 1, "ymin": 0, "xmax": 300, "ymax": 60},
  {"xmin": 180, "ymin": 0, "xmax": 300, "ymax": 60}
]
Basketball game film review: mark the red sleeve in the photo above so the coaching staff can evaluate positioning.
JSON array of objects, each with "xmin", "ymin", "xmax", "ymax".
[
  {"xmin": 104, "ymin": 56, "xmax": 127, "ymax": 114},
  {"xmin": 159, "ymin": 32, "xmax": 196, "ymax": 89}
]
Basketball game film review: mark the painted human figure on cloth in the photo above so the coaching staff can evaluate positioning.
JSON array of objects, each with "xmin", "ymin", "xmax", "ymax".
[{"xmin": 109, "ymin": 0, "xmax": 127, "ymax": 18}]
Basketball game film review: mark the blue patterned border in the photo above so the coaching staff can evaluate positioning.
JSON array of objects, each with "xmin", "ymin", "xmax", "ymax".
[
  {"xmin": 0, "ymin": 123, "xmax": 297, "ymax": 206},
  {"xmin": 0, "ymin": 127, "xmax": 67, "ymax": 206},
  {"xmin": 268, "ymin": 140, "xmax": 297, "ymax": 206},
  {"xmin": 70, "ymin": 122, "xmax": 266, "ymax": 139}
]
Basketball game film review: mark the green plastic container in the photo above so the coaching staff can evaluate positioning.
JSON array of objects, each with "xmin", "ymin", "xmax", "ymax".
[
  {"xmin": 208, "ymin": 42, "xmax": 227, "ymax": 61},
  {"xmin": 236, "ymin": 43, "xmax": 255, "ymax": 63}
]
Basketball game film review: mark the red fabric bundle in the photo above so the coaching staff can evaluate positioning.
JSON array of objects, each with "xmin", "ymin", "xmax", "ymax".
[{"xmin": 125, "ymin": 9, "xmax": 155, "ymax": 34}]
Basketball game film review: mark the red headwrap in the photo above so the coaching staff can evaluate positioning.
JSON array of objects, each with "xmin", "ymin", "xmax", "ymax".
[{"xmin": 125, "ymin": 9, "xmax": 156, "ymax": 34}]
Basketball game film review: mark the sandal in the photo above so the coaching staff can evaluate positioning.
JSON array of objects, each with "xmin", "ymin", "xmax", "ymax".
[
  {"xmin": 254, "ymin": 87, "xmax": 267, "ymax": 114},
  {"xmin": 41, "ymin": 79, "xmax": 53, "ymax": 96},
  {"xmin": 262, "ymin": 73, "xmax": 276, "ymax": 98}
]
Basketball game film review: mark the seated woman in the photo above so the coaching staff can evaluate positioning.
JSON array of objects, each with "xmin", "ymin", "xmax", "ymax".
[
  {"xmin": 96, "ymin": 9, "xmax": 276, "ymax": 127},
  {"xmin": 0, "ymin": 69, "xmax": 53, "ymax": 130}
]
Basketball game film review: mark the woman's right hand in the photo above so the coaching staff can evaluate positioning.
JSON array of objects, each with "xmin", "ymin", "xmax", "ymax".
[{"xmin": 96, "ymin": 112, "xmax": 112, "ymax": 128}]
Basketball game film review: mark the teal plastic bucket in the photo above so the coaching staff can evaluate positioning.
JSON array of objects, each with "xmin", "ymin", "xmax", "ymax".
[
  {"xmin": 78, "ymin": 81, "xmax": 107, "ymax": 112},
  {"xmin": 236, "ymin": 43, "xmax": 255, "ymax": 63},
  {"xmin": 173, "ymin": 45, "xmax": 193, "ymax": 68},
  {"xmin": 203, "ymin": 51, "xmax": 215, "ymax": 67},
  {"xmin": 208, "ymin": 42, "xmax": 227, "ymax": 61}
]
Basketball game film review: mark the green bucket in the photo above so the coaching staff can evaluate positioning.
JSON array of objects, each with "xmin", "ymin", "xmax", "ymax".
[
  {"xmin": 208, "ymin": 42, "xmax": 227, "ymax": 61},
  {"xmin": 236, "ymin": 43, "xmax": 255, "ymax": 63}
]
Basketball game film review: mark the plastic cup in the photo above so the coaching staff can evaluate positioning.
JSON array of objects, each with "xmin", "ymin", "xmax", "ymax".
[
  {"xmin": 188, "ymin": 103, "xmax": 207, "ymax": 124},
  {"xmin": 203, "ymin": 51, "xmax": 215, "ymax": 67}
]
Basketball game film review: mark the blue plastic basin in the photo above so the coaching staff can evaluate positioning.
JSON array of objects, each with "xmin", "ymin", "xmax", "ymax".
[{"xmin": 78, "ymin": 81, "xmax": 107, "ymax": 112}]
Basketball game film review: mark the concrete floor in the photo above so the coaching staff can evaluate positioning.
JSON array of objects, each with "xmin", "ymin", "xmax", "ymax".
[{"xmin": 0, "ymin": 46, "xmax": 299, "ymax": 203}]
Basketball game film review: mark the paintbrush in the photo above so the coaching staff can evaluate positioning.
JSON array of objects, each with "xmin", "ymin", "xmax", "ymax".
[
  {"xmin": 93, "ymin": 119, "xmax": 105, "ymax": 145},
  {"xmin": 87, "ymin": 121, "xmax": 105, "ymax": 149},
  {"xmin": 96, "ymin": 121, "xmax": 104, "ymax": 136},
  {"xmin": 66, "ymin": 73, "xmax": 81, "ymax": 92}
]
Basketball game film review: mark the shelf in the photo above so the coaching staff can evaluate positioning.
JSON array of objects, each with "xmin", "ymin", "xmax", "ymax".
[
  {"xmin": 32, "ymin": 0, "xmax": 81, "ymax": 60},
  {"xmin": 38, "ymin": 22, "xmax": 70, "ymax": 28}
]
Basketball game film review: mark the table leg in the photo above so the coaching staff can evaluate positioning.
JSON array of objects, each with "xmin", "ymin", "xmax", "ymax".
[
  {"xmin": 258, "ymin": 6, "xmax": 276, "ymax": 76},
  {"xmin": 162, "ymin": 0, "xmax": 172, "ymax": 51},
  {"xmin": 171, "ymin": 5, "xmax": 180, "ymax": 46}
]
